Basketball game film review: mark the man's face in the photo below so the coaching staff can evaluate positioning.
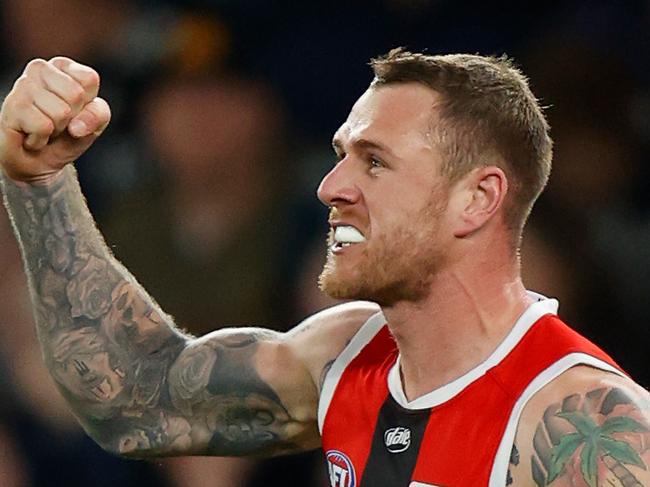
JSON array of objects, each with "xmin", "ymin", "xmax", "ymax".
[
  {"xmin": 51, "ymin": 328, "xmax": 126, "ymax": 412},
  {"xmin": 317, "ymin": 83, "xmax": 454, "ymax": 306}
]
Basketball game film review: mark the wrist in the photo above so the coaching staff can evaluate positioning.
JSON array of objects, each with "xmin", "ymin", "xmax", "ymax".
[{"xmin": 1, "ymin": 165, "xmax": 69, "ymax": 188}]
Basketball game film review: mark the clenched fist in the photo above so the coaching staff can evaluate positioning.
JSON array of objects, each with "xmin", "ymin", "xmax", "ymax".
[{"xmin": 0, "ymin": 57, "xmax": 111, "ymax": 184}]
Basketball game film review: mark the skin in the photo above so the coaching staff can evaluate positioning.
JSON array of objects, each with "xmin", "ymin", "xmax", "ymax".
[
  {"xmin": 1, "ymin": 161, "xmax": 378, "ymax": 456},
  {"xmin": 0, "ymin": 57, "xmax": 377, "ymax": 457},
  {"xmin": 508, "ymin": 367, "xmax": 650, "ymax": 487},
  {"xmin": 319, "ymin": 85, "xmax": 450, "ymax": 305},
  {"xmin": 318, "ymin": 83, "xmax": 650, "ymax": 485},
  {"xmin": 317, "ymin": 82, "xmax": 532, "ymax": 400},
  {"xmin": 0, "ymin": 57, "xmax": 648, "ymax": 486}
]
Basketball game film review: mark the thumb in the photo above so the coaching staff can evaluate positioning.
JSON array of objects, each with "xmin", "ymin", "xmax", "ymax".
[{"xmin": 67, "ymin": 97, "xmax": 111, "ymax": 139}]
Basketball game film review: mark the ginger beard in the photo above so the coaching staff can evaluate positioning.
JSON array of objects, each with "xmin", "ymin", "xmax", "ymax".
[{"xmin": 318, "ymin": 191, "xmax": 449, "ymax": 306}]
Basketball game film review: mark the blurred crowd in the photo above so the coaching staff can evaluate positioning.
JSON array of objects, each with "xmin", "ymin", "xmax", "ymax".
[{"xmin": 0, "ymin": 0, "xmax": 648, "ymax": 486}]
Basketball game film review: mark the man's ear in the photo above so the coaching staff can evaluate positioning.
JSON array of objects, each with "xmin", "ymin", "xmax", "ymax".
[{"xmin": 453, "ymin": 166, "xmax": 508, "ymax": 238}]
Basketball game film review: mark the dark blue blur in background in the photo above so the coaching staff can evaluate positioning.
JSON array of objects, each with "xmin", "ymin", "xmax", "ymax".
[{"xmin": 0, "ymin": 1, "xmax": 648, "ymax": 486}]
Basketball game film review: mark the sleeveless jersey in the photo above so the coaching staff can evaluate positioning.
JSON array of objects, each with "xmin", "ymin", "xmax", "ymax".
[{"xmin": 319, "ymin": 295, "xmax": 626, "ymax": 487}]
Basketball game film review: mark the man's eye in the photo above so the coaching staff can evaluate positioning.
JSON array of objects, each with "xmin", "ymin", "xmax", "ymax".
[{"xmin": 369, "ymin": 157, "xmax": 383, "ymax": 168}]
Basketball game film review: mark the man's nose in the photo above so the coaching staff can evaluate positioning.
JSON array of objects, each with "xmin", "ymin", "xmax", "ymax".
[{"xmin": 317, "ymin": 158, "xmax": 362, "ymax": 207}]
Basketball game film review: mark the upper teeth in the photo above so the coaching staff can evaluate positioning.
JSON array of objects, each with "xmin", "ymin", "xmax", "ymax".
[{"xmin": 334, "ymin": 225, "xmax": 366, "ymax": 244}]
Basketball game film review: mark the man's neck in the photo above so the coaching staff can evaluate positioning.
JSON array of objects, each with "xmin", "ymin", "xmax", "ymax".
[{"xmin": 382, "ymin": 257, "xmax": 533, "ymax": 402}]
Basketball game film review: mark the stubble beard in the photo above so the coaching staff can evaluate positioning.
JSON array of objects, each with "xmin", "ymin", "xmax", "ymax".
[{"xmin": 318, "ymin": 201, "xmax": 447, "ymax": 307}]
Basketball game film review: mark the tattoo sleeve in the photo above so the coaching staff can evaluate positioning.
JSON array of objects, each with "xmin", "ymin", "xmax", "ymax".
[
  {"xmin": 0, "ymin": 166, "xmax": 307, "ymax": 457},
  {"xmin": 530, "ymin": 386, "xmax": 650, "ymax": 487}
]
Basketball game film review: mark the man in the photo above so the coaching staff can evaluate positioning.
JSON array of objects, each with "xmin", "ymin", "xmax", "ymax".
[{"xmin": 0, "ymin": 50, "xmax": 648, "ymax": 487}]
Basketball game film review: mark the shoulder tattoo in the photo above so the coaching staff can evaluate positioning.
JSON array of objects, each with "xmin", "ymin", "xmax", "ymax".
[{"xmin": 530, "ymin": 386, "xmax": 649, "ymax": 487}]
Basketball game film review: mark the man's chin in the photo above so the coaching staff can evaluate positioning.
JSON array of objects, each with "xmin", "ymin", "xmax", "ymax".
[
  {"xmin": 319, "ymin": 274, "xmax": 387, "ymax": 305},
  {"xmin": 318, "ymin": 269, "xmax": 363, "ymax": 301},
  {"xmin": 319, "ymin": 268, "xmax": 427, "ymax": 307},
  {"xmin": 320, "ymin": 285, "xmax": 358, "ymax": 301}
]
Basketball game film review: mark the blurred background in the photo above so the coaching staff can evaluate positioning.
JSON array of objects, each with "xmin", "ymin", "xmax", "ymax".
[{"xmin": 0, "ymin": 0, "xmax": 648, "ymax": 485}]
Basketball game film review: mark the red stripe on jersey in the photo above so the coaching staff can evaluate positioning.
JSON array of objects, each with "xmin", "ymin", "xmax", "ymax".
[
  {"xmin": 322, "ymin": 325, "xmax": 398, "ymax": 484},
  {"xmin": 411, "ymin": 314, "xmax": 621, "ymax": 486},
  {"xmin": 322, "ymin": 311, "xmax": 623, "ymax": 487}
]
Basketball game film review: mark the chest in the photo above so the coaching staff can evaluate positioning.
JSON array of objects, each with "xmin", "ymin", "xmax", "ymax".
[
  {"xmin": 319, "ymin": 311, "xmax": 619, "ymax": 487},
  {"xmin": 322, "ymin": 366, "xmax": 513, "ymax": 487}
]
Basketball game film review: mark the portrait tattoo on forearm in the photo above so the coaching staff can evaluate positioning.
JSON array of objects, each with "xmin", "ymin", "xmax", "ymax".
[
  {"xmin": 0, "ymin": 167, "xmax": 302, "ymax": 457},
  {"xmin": 530, "ymin": 386, "xmax": 649, "ymax": 487}
]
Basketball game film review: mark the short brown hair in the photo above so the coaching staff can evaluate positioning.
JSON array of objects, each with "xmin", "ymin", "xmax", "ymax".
[{"xmin": 371, "ymin": 48, "xmax": 553, "ymax": 238}]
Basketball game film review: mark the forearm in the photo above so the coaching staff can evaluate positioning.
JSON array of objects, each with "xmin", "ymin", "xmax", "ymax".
[
  {"xmin": 0, "ymin": 165, "xmax": 187, "ymax": 448},
  {"xmin": 0, "ymin": 166, "xmax": 319, "ymax": 457},
  {"xmin": 0, "ymin": 57, "xmax": 321, "ymax": 459}
]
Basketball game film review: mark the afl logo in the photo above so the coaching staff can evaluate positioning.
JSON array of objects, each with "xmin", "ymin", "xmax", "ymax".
[
  {"xmin": 384, "ymin": 426, "xmax": 411, "ymax": 453},
  {"xmin": 326, "ymin": 450, "xmax": 356, "ymax": 487}
]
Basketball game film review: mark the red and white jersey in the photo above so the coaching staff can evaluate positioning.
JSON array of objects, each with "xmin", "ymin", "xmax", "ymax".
[{"xmin": 319, "ymin": 294, "xmax": 626, "ymax": 487}]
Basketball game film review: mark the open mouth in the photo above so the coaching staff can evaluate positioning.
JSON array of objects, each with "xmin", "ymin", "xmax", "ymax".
[{"xmin": 331, "ymin": 225, "xmax": 366, "ymax": 252}]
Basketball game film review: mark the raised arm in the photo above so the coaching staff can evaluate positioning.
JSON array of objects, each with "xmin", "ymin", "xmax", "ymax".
[
  {"xmin": 507, "ymin": 366, "xmax": 650, "ymax": 486},
  {"xmin": 0, "ymin": 57, "xmax": 376, "ymax": 458}
]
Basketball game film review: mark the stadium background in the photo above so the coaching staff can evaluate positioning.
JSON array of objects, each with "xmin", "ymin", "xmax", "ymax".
[{"xmin": 0, "ymin": 0, "xmax": 648, "ymax": 485}]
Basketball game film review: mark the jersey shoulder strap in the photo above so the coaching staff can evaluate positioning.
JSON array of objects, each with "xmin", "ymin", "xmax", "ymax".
[
  {"xmin": 487, "ymin": 314, "xmax": 627, "ymax": 486},
  {"xmin": 318, "ymin": 311, "xmax": 392, "ymax": 433}
]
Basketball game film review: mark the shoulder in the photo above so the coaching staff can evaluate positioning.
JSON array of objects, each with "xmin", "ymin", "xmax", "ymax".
[
  {"xmin": 287, "ymin": 300, "xmax": 380, "ymax": 339},
  {"xmin": 508, "ymin": 365, "xmax": 650, "ymax": 486},
  {"xmin": 285, "ymin": 301, "xmax": 381, "ymax": 392}
]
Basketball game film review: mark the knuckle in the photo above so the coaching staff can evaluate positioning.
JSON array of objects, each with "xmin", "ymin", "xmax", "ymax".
[
  {"xmin": 80, "ymin": 68, "xmax": 100, "ymax": 89},
  {"xmin": 13, "ymin": 98, "xmax": 33, "ymax": 114},
  {"xmin": 12, "ymin": 74, "xmax": 32, "ymax": 91},
  {"xmin": 95, "ymin": 97, "xmax": 111, "ymax": 116},
  {"xmin": 25, "ymin": 58, "xmax": 47, "ymax": 72},
  {"xmin": 48, "ymin": 56, "xmax": 72, "ymax": 67},
  {"xmin": 69, "ymin": 85, "xmax": 86, "ymax": 105},
  {"xmin": 59, "ymin": 103, "xmax": 73, "ymax": 119},
  {"xmin": 50, "ymin": 103, "xmax": 73, "ymax": 124},
  {"xmin": 13, "ymin": 76, "xmax": 38, "ymax": 100},
  {"xmin": 88, "ymin": 68, "xmax": 100, "ymax": 84},
  {"xmin": 34, "ymin": 117, "xmax": 54, "ymax": 135}
]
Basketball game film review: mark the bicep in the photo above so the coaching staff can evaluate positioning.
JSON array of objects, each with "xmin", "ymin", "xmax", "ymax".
[
  {"xmin": 509, "ymin": 367, "xmax": 650, "ymax": 487},
  {"xmin": 117, "ymin": 302, "xmax": 378, "ymax": 459},
  {"xmin": 119, "ymin": 327, "xmax": 320, "ymax": 458},
  {"xmin": 285, "ymin": 301, "xmax": 380, "ymax": 394}
]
